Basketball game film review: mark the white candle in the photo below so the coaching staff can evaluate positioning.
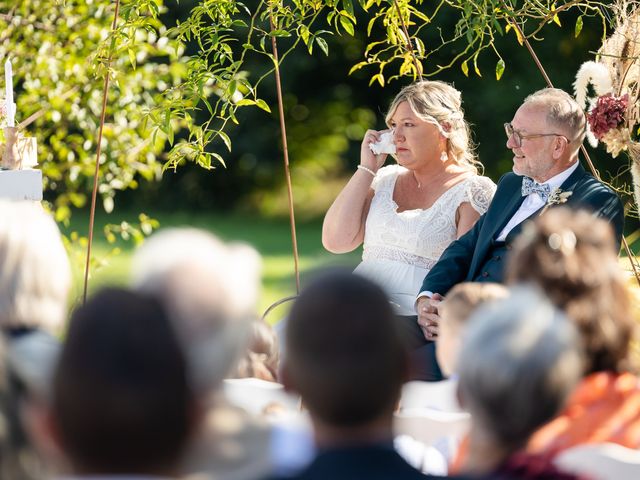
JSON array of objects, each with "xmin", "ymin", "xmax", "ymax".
[{"xmin": 5, "ymin": 59, "xmax": 14, "ymax": 127}]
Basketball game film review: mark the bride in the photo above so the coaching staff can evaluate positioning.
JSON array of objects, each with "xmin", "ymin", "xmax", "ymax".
[{"xmin": 322, "ymin": 80, "xmax": 495, "ymax": 379}]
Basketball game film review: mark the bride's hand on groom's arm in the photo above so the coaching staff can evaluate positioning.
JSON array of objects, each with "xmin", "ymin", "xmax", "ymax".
[{"xmin": 417, "ymin": 294, "xmax": 443, "ymax": 341}]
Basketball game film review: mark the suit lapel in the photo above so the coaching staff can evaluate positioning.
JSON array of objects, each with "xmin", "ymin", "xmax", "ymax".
[
  {"xmin": 467, "ymin": 178, "xmax": 526, "ymax": 279},
  {"xmin": 558, "ymin": 162, "xmax": 587, "ymax": 200},
  {"xmin": 492, "ymin": 183, "xmax": 527, "ymax": 238}
]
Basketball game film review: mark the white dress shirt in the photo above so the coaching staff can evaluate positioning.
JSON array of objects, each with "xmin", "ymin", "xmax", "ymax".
[
  {"xmin": 495, "ymin": 161, "xmax": 578, "ymax": 241},
  {"xmin": 416, "ymin": 161, "xmax": 579, "ymax": 306}
]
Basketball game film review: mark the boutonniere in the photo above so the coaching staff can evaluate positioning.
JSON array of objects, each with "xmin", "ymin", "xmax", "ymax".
[{"xmin": 540, "ymin": 188, "xmax": 573, "ymax": 215}]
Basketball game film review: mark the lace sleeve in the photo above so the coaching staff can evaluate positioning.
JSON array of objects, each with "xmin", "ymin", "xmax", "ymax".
[
  {"xmin": 371, "ymin": 164, "xmax": 400, "ymax": 192},
  {"xmin": 464, "ymin": 176, "xmax": 497, "ymax": 214}
]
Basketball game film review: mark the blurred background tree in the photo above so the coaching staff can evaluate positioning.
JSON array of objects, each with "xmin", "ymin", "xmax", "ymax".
[
  {"xmin": 0, "ymin": 0, "xmax": 186, "ymax": 232},
  {"xmin": 137, "ymin": 0, "xmax": 636, "ymax": 226},
  {"xmin": 0, "ymin": 0, "xmax": 636, "ymax": 232}
]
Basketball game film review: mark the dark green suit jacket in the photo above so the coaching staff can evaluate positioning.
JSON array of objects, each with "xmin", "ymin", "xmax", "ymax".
[{"xmin": 419, "ymin": 163, "xmax": 624, "ymax": 296}]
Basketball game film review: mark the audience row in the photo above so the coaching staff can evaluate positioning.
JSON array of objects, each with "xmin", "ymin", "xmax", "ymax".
[{"xmin": 0, "ymin": 199, "xmax": 637, "ymax": 480}]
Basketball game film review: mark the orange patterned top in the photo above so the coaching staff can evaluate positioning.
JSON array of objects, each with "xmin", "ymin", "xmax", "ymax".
[
  {"xmin": 527, "ymin": 371, "xmax": 640, "ymax": 455},
  {"xmin": 450, "ymin": 371, "xmax": 640, "ymax": 474}
]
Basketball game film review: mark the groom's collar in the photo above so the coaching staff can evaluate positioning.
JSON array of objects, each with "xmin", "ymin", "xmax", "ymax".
[
  {"xmin": 543, "ymin": 161, "xmax": 579, "ymax": 189},
  {"xmin": 558, "ymin": 161, "xmax": 586, "ymax": 192}
]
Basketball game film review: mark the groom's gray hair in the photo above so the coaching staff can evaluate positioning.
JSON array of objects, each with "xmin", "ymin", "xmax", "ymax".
[
  {"xmin": 523, "ymin": 88, "xmax": 587, "ymax": 148},
  {"xmin": 457, "ymin": 286, "xmax": 583, "ymax": 448},
  {"xmin": 131, "ymin": 228, "xmax": 261, "ymax": 394}
]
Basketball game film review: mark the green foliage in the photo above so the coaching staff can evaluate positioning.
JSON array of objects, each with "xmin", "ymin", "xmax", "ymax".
[
  {"xmin": 149, "ymin": 0, "xmax": 615, "ymax": 175},
  {"xmin": 350, "ymin": 0, "xmax": 608, "ymax": 81},
  {"xmin": 0, "ymin": 0, "xmax": 186, "ymax": 230},
  {"xmin": 0, "ymin": 0, "xmax": 628, "ymax": 224}
]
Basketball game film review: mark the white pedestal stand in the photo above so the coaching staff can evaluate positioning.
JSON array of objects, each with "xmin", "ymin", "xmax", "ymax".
[{"xmin": 0, "ymin": 169, "xmax": 43, "ymax": 200}]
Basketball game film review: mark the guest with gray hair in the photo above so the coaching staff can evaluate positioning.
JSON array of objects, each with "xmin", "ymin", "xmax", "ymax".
[
  {"xmin": 0, "ymin": 200, "xmax": 71, "ymax": 480},
  {"xmin": 131, "ymin": 227, "xmax": 261, "ymax": 392},
  {"xmin": 455, "ymin": 288, "xmax": 585, "ymax": 479},
  {"xmin": 131, "ymin": 228, "xmax": 274, "ymax": 480},
  {"xmin": 0, "ymin": 200, "xmax": 71, "ymax": 336}
]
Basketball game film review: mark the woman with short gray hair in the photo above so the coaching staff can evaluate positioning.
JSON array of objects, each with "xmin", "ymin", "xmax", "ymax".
[{"xmin": 456, "ymin": 288, "xmax": 585, "ymax": 479}]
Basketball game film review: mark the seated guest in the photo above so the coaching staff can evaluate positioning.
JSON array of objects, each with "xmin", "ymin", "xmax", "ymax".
[
  {"xmin": 131, "ymin": 228, "xmax": 261, "ymax": 394},
  {"xmin": 395, "ymin": 283, "xmax": 510, "ymax": 471},
  {"xmin": 271, "ymin": 271, "xmax": 447, "ymax": 480},
  {"xmin": 132, "ymin": 228, "xmax": 284, "ymax": 479},
  {"xmin": 436, "ymin": 282, "xmax": 509, "ymax": 378},
  {"xmin": 456, "ymin": 289, "xmax": 585, "ymax": 479},
  {"xmin": 506, "ymin": 208, "xmax": 640, "ymax": 455},
  {"xmin": 231, "ymin": 320, "xmax": 280, "ymax": 382},
  {"xmin": 50, "ymin": 288, "xmax": 197, "ymax": 477},
  {"xmin": 0, "ymin": 200, "xmax": 71, "ymax": 336},
  {"xmin": 0, "ymin": 200, "xmax": 71, "ymax": 480}
]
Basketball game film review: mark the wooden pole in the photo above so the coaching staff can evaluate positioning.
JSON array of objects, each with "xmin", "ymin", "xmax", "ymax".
[{"xmin": 83, "ymin": 0, "xmax": 121, "ymax": 303}]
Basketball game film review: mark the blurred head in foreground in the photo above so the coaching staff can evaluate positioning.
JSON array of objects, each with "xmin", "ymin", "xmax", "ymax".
[
  {"xmin": 457, "ymin": 288, "xmax": 582, "ymax": 473},
  {"xmin": 0, "ymin": 201, "xmax": 71, "ymax": 479},
  {"xmin": 52, "ymin": 288, "xmax": 195, "ymax": 476},
  {"xmin": 437, "ymin": 282, "xmax": 509, "ymax": 377},
  {"xmin": 0, "ymin": 200, "xmax": 70, "ymax": 334},
  {"xmin": 282, "ymin": 271, "xmax": 407, "ymax": 443},
  {"xmin": 131, "ymin": 228, "xmax": 262, "ymax": 394},
  {"xmin": 507, "ymin": 207, "xmax": 634, "ymax": 375}
]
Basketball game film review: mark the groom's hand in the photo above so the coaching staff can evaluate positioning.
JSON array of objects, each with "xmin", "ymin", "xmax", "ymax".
[{"xmin": 417, "ymin": 293, "xmax": 444, "ymax": 341}]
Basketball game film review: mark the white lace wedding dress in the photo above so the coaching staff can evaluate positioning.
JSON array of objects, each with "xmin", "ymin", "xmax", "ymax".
[{"xmin": 353, "ymin": 164, "xmax": 496, "ymax": 315}]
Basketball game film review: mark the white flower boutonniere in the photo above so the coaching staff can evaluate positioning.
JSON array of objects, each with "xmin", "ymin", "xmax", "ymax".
[{"xmin": 541, "ymin": 188, "xmax": 573, "ymax": 215}]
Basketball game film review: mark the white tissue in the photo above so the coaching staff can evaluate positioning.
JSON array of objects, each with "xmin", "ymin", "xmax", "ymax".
[{"xmin": 369, "ymin": 131, "xmax": 396, "ymax": 155}]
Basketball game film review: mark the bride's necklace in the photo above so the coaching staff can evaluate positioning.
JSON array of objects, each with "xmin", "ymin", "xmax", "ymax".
[
  {"xmin": 412, "ymin": 169, "xmax": 467, "ymax": 192},
  {"xmin": 415, "ymin": 176, "xmax": 422, "ymax": 189}
]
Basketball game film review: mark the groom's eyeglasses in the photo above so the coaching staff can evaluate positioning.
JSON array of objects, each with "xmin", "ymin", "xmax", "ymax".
[{"xmin": 504, "ymin": 123, "xmax": 569, "ymax": 148}]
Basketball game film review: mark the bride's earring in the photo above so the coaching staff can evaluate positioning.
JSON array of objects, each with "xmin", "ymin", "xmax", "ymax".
[{"xmin": 440, "ymin": 151, "xmax": 448, "ymax": 162}]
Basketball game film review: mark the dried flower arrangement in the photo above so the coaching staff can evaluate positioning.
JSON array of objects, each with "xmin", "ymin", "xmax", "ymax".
[{"xmin": 574, "ymin": 0, "xmax": 640, "ymax": 208}]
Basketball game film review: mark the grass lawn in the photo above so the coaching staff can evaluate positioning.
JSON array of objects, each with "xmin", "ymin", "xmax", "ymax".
[
  {"xmin": 62, "ymin": 208, "xmax": 640, "ymax": 327},
  {"xmin": 63, "ymin": 209, "xmax": 361, "ymax": 324}
]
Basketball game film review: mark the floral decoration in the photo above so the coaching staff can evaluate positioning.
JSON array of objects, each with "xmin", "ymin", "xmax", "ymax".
[
  {"xmin": 573, "ymin": 0, "xmax": 640, "ymax": 209},
  {"xmin": 587, "ymin": 93, "xmax": 628, "ymax": 140},
  {"xmin": 540, "ymin": 188, "xmax": 573, "ymax": 215}
]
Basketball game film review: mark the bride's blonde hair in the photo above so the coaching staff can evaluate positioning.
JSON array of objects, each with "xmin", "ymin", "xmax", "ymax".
[{"xmin": 386, "ymin": 80, "xmax": 482, "ymax": 174}]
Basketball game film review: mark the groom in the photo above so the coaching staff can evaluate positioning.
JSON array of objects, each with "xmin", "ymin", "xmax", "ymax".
[{"xmin": 416, "ymin": 88, "xmax": 624, "ymax": 341}]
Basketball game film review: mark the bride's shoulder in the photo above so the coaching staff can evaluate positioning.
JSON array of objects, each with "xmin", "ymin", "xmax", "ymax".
[
  {"xmin": 377, "ymin": 164, "xmax": 404, "ymax": 177},
  {"xmin": 461, "ymin": 175, "xmax": 497, "ymax": 214},
  {"xmin": 372, "ymin": 164, "xmax": 403, "ymax": 190}
]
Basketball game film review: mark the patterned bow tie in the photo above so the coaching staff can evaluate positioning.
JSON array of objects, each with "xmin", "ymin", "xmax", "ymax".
[{"xmin": 521, "ymin": 176, "xmax": 551, "ymax": 202}]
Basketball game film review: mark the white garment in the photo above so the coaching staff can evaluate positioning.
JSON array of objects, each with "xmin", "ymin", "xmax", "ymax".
[
  {"xmin": 496, "ymin": 161, "xmax": 578, "ymax": 241},
  {"xmin": 354, "ymin": 165, "xmax": 496, "ymax": 315}
]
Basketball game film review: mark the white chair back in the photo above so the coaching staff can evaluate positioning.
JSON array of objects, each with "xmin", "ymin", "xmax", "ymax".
[
  {"xmin": 555, "ymin": 443, "xmax": 640, "ymax": 480},
  {"xmin": 223, "ymin": 378, "xmax": 300, "ymax": 416},
  {"xmin": 393, "ymin": 408, "xmax": 471, "ymax": 447},
  {"xmin": 400, "ymin": 380, "xmax": 461, "ymax": 412}
]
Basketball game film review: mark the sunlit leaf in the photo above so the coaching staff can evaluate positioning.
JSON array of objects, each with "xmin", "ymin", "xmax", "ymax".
[
  {"xmin": 316, "ymin": 36, "xmax": 329, "ymax": 56},
  {"xmin": 575, "ymin": 15, "xmax": 583, "ymax": 37},
  {"xmin": 339, "ymin": 15, "xmax": 355, "ymax": 36},
  {"xmin": 495, "ymin": 59, "xmax": 505, "ymax": 80},
  {"xmin": 461, "ymin": 60, "xmax": 469, "ymax": 77}
]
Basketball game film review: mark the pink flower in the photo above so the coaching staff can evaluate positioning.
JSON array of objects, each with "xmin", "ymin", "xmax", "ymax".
[{"xmin": 587, "ymin": 93, "xmax": 628, "ymax": 140}]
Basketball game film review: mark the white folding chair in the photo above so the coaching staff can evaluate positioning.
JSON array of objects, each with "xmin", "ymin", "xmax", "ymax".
[
  {"xmin": 393, "ymin": 408, "xmax": 471, "ymax": 447},
  {"xmin": 555, "ymin": 443, "xmax": 640, "ymax": 480},
  {"xmin": 223, "ymin": 378, "xmax": 300, "ymax": 416},
  {"xmin": 400, "ymin": 379, "xmax": 461, "ymax": 412}
]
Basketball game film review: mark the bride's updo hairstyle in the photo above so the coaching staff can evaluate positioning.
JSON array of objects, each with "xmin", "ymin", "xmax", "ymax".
[
  {"xmin": 507, "ymin": 207, "xmax": 634, "ymax": 375},
  {"xmin": 385, "ymin": 80, "xmax": 481, "ymax": 174}
]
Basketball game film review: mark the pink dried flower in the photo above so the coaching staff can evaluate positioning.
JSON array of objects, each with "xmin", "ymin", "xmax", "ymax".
[{"xmin": 587, "ymin": 93, "xmax": 628, "ymax": 140}]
